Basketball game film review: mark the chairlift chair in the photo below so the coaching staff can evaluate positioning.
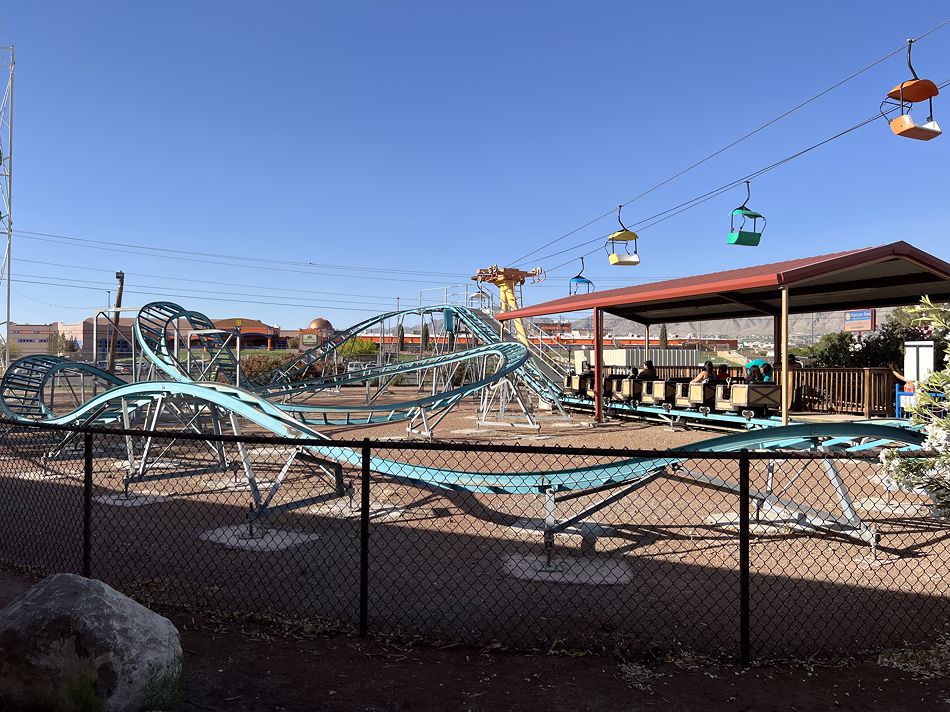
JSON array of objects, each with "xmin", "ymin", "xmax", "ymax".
[
  {"xmin": 568, "ymin": 258, "xmax": 595, "ymax": 295},
  {"xmin": 727, "ymin": 180, "xmax": 766, "ymax": 247},
  {"xmin": 606, "ymin": 205, "xmax": 641, "ymax": 266},
  {"xmin": 882, "ymin": 39, "xmax": 941, "ymax": 141}
]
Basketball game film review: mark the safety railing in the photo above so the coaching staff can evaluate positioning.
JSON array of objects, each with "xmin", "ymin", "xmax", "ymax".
[{"xmin": 787, "ymin": 367, "xmax": 896, "ymax": 417}]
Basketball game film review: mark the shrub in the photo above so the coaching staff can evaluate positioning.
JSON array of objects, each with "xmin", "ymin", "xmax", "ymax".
[
  {"xmin": 880, "ymin": 297, "xmax": 950, "ymax": 512},
  {"xmin": 240, "ymin": 351, "xmax": 298, "ymax": 381}
]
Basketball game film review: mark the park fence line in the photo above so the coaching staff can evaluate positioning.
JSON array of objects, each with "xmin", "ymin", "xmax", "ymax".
[{"xmin": 0, "ymin": 419, "xmax": 946, "ymax": 664}]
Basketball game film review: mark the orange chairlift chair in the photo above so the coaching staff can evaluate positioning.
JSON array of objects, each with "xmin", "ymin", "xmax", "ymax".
[
  {"xmin": 883, "ymin": 38, "xmax": 941, "ymax": 141},
  {"xmin": 605, "ymin": 205, "xmax": 641, "ymax": 266}
]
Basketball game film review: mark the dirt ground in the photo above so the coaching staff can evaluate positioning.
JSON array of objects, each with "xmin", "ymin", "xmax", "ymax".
[
  {"xmin": 295, "ymin": 385, "xmax": 716, "ymax": 447},
  {"xmin": 1, "ymin": 569, "xmax": 949, "ymax": 712}
]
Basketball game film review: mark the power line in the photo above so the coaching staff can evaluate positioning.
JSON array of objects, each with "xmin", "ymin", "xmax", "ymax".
[
  {"xmin": 14, "ymin": 233, "xmax": 461, "ymax": 286},
  {"xmin": 12, "ymin": 229, "xmax": 472, "ymax": 279},
  {"xmin": 505, "ymin": 19, "xmax": 950, "ymax": 268},
  {"xmin": 12, "ymin": 271, "xmax": 401, "ymax": 309},
  {"xmin": 16, "ymin": 259, "xmax": 414, "ymax": 304},
  {"xmin": 11, "ymin": 278, "xmax": 386, "ymax": 313},
  {"xmin": 535, "ymin": 82, "xmax": 948, "ymax": 277},
  {"xmin": 12, "ymin": 289, "xmax": 99, "ymax": 311}
]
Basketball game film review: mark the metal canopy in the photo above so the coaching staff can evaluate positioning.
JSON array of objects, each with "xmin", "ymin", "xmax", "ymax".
[{"xmin": 497, "ymin": 241, "xmax": 950, "ymax": 325}]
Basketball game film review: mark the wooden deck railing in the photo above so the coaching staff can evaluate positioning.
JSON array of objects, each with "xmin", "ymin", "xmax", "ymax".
[
  {"xmin": 610, "ymin": 365, "xmax": 897, "ymax": 417},
  {"xmin": 787, "ymin": 367, "xmax": 896, "ymax": 417}
]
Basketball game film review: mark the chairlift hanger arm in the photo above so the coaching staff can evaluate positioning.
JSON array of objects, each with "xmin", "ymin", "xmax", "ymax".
[{"xmin": 907, "ymin": 38, "xmax": 919, "ymax": 80}]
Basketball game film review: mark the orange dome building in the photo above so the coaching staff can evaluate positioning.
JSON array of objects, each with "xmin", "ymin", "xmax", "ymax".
[{"xmin": 299, "ymin": 317, "xmax": 336, "ymax": 350}]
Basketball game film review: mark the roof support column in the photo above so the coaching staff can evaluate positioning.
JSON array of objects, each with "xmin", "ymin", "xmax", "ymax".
[
  {"xmin": 780, "ymin": 287, "xmax": 790, "ymax": 426},
  {"xmin": 772, "ymin": 315, "xmax": 782, "ymax": 366},
  {"xmin": 594, "ymin": 307, "xmax": 604, "ymax": 423}
]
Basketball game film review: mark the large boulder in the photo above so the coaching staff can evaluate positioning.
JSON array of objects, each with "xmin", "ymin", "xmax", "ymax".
[{"xmin": 0, "ymin": 573, "xmax": 182, "ymax": 711}]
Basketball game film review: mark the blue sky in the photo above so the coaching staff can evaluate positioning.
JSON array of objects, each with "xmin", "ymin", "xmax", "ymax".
[{"xmin": 2, "ymin": 2, "xmax": 948, "ymax": 329}]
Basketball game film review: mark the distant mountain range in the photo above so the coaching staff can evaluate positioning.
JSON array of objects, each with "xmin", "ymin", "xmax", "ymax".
[{"xmin": 563, "ymin": 307, "xmax": 895, "ymax": 343}]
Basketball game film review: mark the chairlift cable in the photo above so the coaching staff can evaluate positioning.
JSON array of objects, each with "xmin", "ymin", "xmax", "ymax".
[
  {"xmin": 504, "ymin": 19, "xmax": 950, "ymax": 268},
  {"xmin": 537, "ymin": 80, "xmax": 950, "ymax": 275}
]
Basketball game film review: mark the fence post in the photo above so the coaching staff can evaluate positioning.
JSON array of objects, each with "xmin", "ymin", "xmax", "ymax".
[
  {"xmin": 862, "ymin": 368, "xmax": 871, "ymax": 418},
  {"xmin": 83, "ymin": 431, "xmax": 93, "ymax": 578},
  {"xmin": 359, "ymin": 438, "xmax": 370, "ymax": 637},
  {"xmin": 738, "ymin": 449, "xmax": 750, "ymax": 667}
]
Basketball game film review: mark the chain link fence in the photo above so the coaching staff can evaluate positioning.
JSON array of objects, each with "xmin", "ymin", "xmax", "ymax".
[{"xmin": 0, "ymin": 419, "xmax": 946, "ymax": 662}]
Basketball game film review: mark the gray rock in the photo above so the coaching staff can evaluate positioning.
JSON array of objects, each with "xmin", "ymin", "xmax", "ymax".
[{"xmin": 0, "ymin": 573, "xmax": 182, "ymax": 711}]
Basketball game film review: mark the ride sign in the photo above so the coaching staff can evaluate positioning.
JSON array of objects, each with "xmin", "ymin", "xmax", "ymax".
[{"xmin": 844, "ymin": 308, "xmax": 876, "ymax": 333}]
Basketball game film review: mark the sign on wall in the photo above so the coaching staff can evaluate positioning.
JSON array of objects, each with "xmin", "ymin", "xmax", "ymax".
[
  {"xmin": 843, "ymin": 308, "xmax": 876, "ymax": 333},
  {"xmin": 299, "ymin": 330, "xmax": 321, "ymax": 351}
]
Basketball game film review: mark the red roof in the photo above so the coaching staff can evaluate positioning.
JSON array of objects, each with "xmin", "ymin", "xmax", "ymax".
[{"xmin": 497, "ymin": 241, "xmax": 950, "ymax": 325}]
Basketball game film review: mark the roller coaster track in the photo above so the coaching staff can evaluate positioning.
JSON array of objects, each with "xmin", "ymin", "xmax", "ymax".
[
  {"xmin": 132, "ymin": 301, "xmax": 556, "ymax": 432},
  {"xmin": 0, "ymin": 353, "xmax": 928, "ymax": 545},
  {"xmin": 0, "ymin": 356, "xmax": 127, "ymax": 421},
  {"xmin": 251, "ymin": 304, "xmax": 565, "ymax": 404},
  {"xmin": 2, "ymin": 303, "xmax": 932, "ymax": 548}
]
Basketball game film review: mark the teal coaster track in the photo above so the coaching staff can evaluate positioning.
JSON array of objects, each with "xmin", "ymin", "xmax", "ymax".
[
  {"xmin": 132, "ymin": 301, "xmax": 561, "ymax": 433},
  {"xmin": 0, "ymin": 303, "xmax": 931, "ymax": 547}
]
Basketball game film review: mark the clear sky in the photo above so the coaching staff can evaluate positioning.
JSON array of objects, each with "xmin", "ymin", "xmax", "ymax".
[{"xmin": 1, "ymin": 2, "xmax": 948, "ymax": 329}]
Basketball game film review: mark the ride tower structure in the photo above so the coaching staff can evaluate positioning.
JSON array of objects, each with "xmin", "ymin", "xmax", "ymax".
[
  {"xmin": 0, "ymin": 46, "xmax": 13, "ymax": 368},
  {"xmin": 471, "ymin": 265, "xmax": 542, "ymax": 346}
]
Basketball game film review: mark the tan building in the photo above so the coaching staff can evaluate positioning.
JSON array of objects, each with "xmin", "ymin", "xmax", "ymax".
[{"xmin": 9, "ymin": 322, "xmax": 83, "ymax": 358}]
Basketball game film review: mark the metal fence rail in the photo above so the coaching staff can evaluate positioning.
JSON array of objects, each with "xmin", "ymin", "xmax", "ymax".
[{"xmin": 0, "ymin": 419, "xmax": 946, "ymax": 664}]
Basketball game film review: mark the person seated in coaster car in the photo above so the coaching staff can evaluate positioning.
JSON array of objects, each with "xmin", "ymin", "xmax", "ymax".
[
  {"xmin": 691, "ymin": 360, "xmax": 716, "ymax": 384},
  {"xmin": 636, "ymin": 360, "xmax": 657, "ymax": 381}
]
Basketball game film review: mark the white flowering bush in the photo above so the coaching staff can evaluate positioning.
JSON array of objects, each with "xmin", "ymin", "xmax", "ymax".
[{"xmin": 880, "ymin": 297, "xmax": 950, "ymax": 514}]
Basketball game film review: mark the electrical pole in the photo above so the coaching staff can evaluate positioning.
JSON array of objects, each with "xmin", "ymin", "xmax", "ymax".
[
  {"xmin": 107, "ymin": 271, "xmax": 124, "ymax": 373},
  {"xmin": 0, "ymin": 47, "xmax": 14, "ymax": 368}
]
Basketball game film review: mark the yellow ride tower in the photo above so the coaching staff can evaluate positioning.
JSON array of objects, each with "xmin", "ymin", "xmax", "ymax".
[{"xmin": 472, "ymin": 265, "xmax": 542, "ymax": 346}]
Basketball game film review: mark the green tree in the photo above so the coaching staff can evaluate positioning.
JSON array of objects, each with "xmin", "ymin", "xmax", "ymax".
[
  {"xmin": 800, "ymin": 311, "xmax": 931, "ymax": 367},
  {"xmin": 47, "ymin": 333, "xmax": 65, "ymax": 356},
  {"xmin": 47, "ymin": 333, "xmax": 79, "ymax": 356},
  {"xmin": 421, "ymin": 324, "xmax": 429, "ymax": 351},
  {"xmin": 859, "ymin": 316, "xmax": 928, "ymax": 367},
  {"xmin": 886, "ymin": 306, "xmax": 920, "ymax": 328},
  {"xmin": 0, "ymin": 338, "xmax": 21, "ymax": 361},
  {"xmin": 337, "ymin": 337, "xmax": 378, "ymax": 359},
  {"xmin": 658, "ymin": 324, "xmax": 668, "ymax": 349},
  {"xmin": 802, "ymin": 331, "xmax": 858, "ymax": 367},
  {"xmin": 397, "ymin": 325, "xmax": 405, "ymax": 352}
]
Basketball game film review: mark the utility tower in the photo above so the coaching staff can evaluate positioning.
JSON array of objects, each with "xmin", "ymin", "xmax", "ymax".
[{"xmin": 0, "ymin": 46, "xmax": 13, "ymax": 368}]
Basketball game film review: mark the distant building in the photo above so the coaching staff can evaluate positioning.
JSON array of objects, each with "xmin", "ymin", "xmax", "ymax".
[
  {"xmin": 534, "ymin": 320, "xmax": 573, "ymax": 335},
  {"xmin": 82, "ymin": 317, "xmax": 135, "ymax": 363},
  {"xmin": 10, "ymin": 322, "xmax": 84, "ymax": 358},
  {"xmin": 298, "ymin": 318, "xmax": 336, "ymax": 351},
  {"xmin": 212, "ymin": 318, "xmax": 282, "ymax": 350}
]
